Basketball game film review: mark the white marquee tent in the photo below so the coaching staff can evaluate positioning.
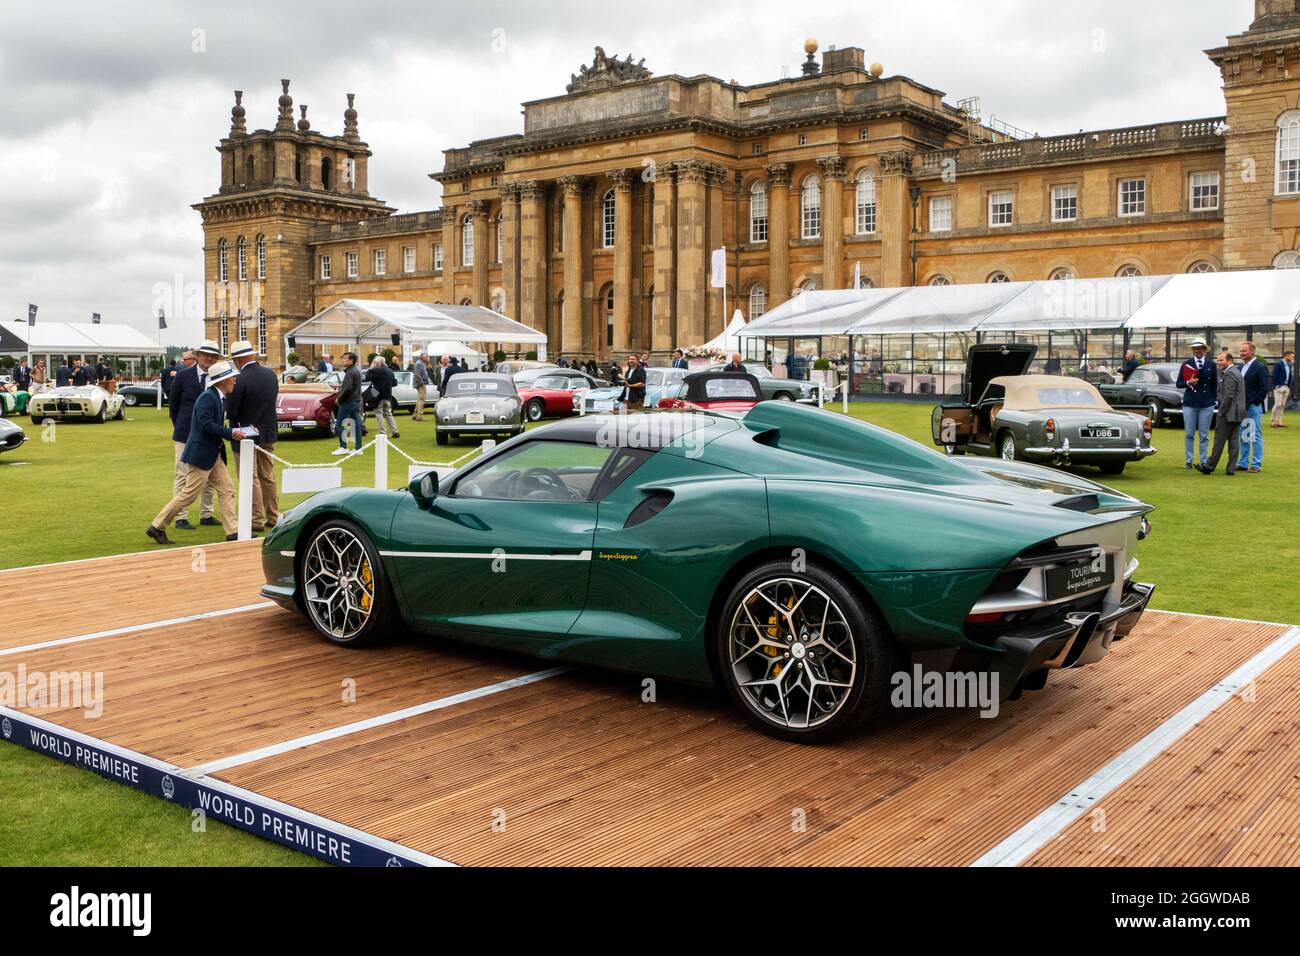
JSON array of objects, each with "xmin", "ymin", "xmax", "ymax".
[{"xmin": 1, "ymin": 319, "xmax": 165, "ymax": 357}]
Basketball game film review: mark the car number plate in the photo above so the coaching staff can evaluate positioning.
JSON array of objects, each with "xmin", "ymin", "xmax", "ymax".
[
  {"xmin": 593, "ymin": 400, "xmax": 615, "ymax": 412},
  {"xmin": 466, "ymin": 411, "xmax": 485, "ymax": 424},
  {"xmin": 1079, "ymin": 426, "xmax": 1121, "ymax": 439},
  {"xmin": 1045, "ymin": 554, "xmax": 1114, "ymax": 600}
]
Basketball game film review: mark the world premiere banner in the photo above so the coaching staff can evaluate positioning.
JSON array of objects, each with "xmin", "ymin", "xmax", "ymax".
[{"xmin": 0, "ymin": 707, "xmax": 436, "ymax": 868}]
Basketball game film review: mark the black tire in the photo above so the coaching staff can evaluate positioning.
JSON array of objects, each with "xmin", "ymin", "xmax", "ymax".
[
  {"xmin": 1098, "ymin": 461, "xmax": 1126, "ymax": 476},
  {"xmin": 435, "ymin": 429, "xmax": 448, "ymax": 445},
  {"xmin": 715, "ymin": 559, "xmax": 894, "ymax": 743},
  {"xmin": 773, "ymin": 391, "xmax": 796, "ymax": 402},
  {"xmin": 30, "ymin": 414, "xmax": 43, "ymax": 426},
  {"xmin": 525, "ymin": 399, "xmax": 545, "ymax": 422},
  {"xmin": 298, "ymin": 519, "xmax": 396, "ymax": 648},
  {"xmin": 93, "ymin": 405, "xmax": 106, "ymax": 424},
  {"xmin": 113, "ymin": 403, "xmax": 125, "ymax": 420},
  {"xmin": 998, "ymin": 431, "xmax": 1018, "ymax": 461},
  {"xmin": 943, "ymin": 444, "xmax": 966, "ymax": 456},
  {"xmin": 1146, "ymin": 399, "xmax": 1163, "ymax": 426},
  {"xmin": 123, "ymin": 393, "xmax": 139, "ymax": 407}
]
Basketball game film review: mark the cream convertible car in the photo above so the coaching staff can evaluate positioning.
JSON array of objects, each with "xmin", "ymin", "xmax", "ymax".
[{"xmin": 28, "ymin": 386, "xmax": 126, "ymax": 423}]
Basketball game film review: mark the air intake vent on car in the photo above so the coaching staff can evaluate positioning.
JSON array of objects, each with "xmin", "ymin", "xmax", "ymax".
[
  {"xmin": 624, "ymin": 490, "xmax": 674, "ymax": 528},
  {"xmin": 1053, "ymin": 494, "xmax": 1100, "ymax": 513}
]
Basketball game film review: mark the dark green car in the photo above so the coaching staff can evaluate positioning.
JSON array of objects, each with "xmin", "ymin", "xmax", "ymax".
[{"xmin": 261, "ymin": 402, "xmax": 1155, "ymax": 742}]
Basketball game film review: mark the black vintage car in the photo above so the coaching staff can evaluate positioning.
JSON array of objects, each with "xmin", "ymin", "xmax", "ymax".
[{"xmin": 1093, "ymin": 363, "xmax": 1185, "ymax": 427}]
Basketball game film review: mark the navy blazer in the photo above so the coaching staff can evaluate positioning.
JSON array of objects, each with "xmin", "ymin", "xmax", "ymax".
[
  {"xmin": 168, "ymin": 364, "xmax": 206, "ymax": 442},
  {"xmin": 672, "ymin": 358, "xmax": 688, "ymax": 370},
  {"xmin": 226, "ymin": 361, "xmax": 279, "ymax": 447},
  {"xmin": 1273, "ymin": 360, "xmax": 1293, "ymax": 389},
  {"xmin": 55, "ymin": 365, "xmax": 72, "ymax": 387},
  {"xmin": 1177, "ymin": 355, "xmax": 1217, "ymax": 409},
  {"xmin": 181, "ymin": 387, "xmax": 234, "ymax": 470},
  {"xmin": 1241, "ymin": 359, "xmax": 1271, "ymax": 407}
]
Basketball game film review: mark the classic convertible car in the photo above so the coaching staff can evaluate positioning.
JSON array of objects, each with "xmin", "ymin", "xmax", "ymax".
[
  {"xmin": 0, "ymin": 417, "xmax": 26, "ymax": 453},
  {"xmin": 0, "ymin": 386, "xmax": 30, "ymax": 417},
  {"xmin": 276, "ymin": 382, "xmax": 339, "ymax": 434},
  {"xmin": 262, "ymin": 402, "xmax": 1155, "ymax": 742},
  {"xmin": 518, "ymin": 370, "xmax": 609, "ymax": 422},
  {"xmin": 933, "ymin": 345, "xmax": 1156, "ymax": 475},
  {"xmin": 28, "ymin": 385, "xmax": 125, "ymax": 423},
  {"xmin": 435, "ymin": 372, "xmax": 525, "ymax": 445},
  {"xmin": 703, "ymin": 363, "xmax": 819, "ymax": 403},
  {"xmin": 658, "ymin": 371, "xmax": 765, "ymax": 413},
  {"xmin": 1091, "ymin": 363, "xmax": 1186, "ymax": 427},
  {"xmin": 117, "ymin": 382, "xmax": 167, "ymax": 407}
]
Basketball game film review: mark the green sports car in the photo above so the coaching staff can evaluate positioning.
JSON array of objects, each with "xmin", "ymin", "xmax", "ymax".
[
  {"xmin": 0, "ymin": 388, "xmax": 30, "ymax": 417},
  {"xmin": 261, "ymin": 402, "xmax": 1155, "ymax": 742}
]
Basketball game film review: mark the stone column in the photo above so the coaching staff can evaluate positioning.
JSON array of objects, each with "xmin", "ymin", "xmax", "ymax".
[
  {"xmin": 652, "ymin": 162, "xmax": 677, "ymax": 351},
  {"xmin": 608, "ymin": 169, "xmax": 635, "ymax": 354},
  {"xmin": 765, "ymin": 163, "xmax": 792, "ymax": 307},
  {"xmin": 441, "ymin": 203, "xmax": 457, "ymax": 303},
  {"xmin": 817, "ymin": 155, "xmax": 846, "ymax": 289},
  {"xmin": 706, "ymin": 164, "xmax": 729, "ymax": 340},
  {"xmin": 877, "ymin": 150, "xmax": 915, "ymax": 288},
  {"xmin": 500, "ymin": 183, "xmax": 521, "ymax": 318},
  {"xmin": 559, "ymin": 176, "xmax": 586, "ymax": 355},
  {"xmin": 675, "ymin": 160, "xmax": 708, "ymax": 347},
  {"xmin": 517, "ymin": 181, "xmax": 547, "ymax": 332},
  {"xmin": 468, "ymin": 199, "xmax": 490, "ymax": 306}
]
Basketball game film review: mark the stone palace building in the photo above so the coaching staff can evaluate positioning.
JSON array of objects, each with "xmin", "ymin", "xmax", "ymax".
[{"xmin": 195, "ymin": 0, "xmax": 1300, "ymax": 367}]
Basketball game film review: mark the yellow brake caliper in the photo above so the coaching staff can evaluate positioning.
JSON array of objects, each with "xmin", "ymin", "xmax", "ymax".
[
  {"xmin": 359, "ymin": 560, "xmax": 373, "ymax": 611},
  {"xmin": 762, "ymin": 594, "xmax": 797, "ymax": 676}
]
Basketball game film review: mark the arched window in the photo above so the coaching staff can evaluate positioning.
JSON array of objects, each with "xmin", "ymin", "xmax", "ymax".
[
  {"xmin": 321, "ymin": 156, "xmax": 333, "ymax": 190},
  {"xmin": 929, "ymin": 275, "xmax": 951, "ymax": 286},
  {"xmin": 1115, "ymin": 263, "xmax": 1143, "ymax": 278},
  {"xmin": 602, "ymin": 189, "xmax": 616, "ymax": 248},
  {"xmin": 749, "ymin": 182, "xmax": 768, "ymax": 242},
  {"xmin": 256, "ymin": 310, "xmax": 267, "ymax": 356},
  {"xmin": 217, "ymin": 239, "xmax": 228, "ymax": 282},
  {"xmin": 244, "ymin": 155, "xmax": 255, "ymax": 185},
  {"xmin": 792, "ymin": 279, "xmax": 818, "ymax": 297},
  {"xmin": 236, "ymin": 236, "xmax": 247, "ymax": 281},
  {"xmin": 855, "ymin": 170, "xmax": 877, "ymax": 234},
  {"xmin": 1277, "ymin": 111, "xmax": 1300, "ymax": 195},
  {"xmin": 1273, "ymin": 250, "xmax": 1300, "ymax": 269},
  {"xmin": 749, "ymin": 284, "xmax": 767, "ymax": 319},
  {"xmin": 496, "ymin": 211, "xmax": 504, "ymax": 263},
  {"xmin": 459, "ymin": 297, "xmax": 473, "ymax": 306},
  {"xmin": 256, "ymin": 234, "xmax": 266, "ymax": 280},
  {"xmin": 236, "ymin": 310, "xmax": 247, "ymax": 343},
  {"xmin": 801, "ymin": 175, "xmax": 821, "ymax": 239},
  {"xmin": 856, "ymin": 275, "xmax": 874, "ymax": 289},
  {"xmin": 605, "ymin": 285, "xmax": 615, "ymax": 346},
  {"xmin": 1188, "ymin": 260, "xmax": 1216, "ymax": 274},
  {"xmin": 461, "ymin": 214, "xmax": 474, "ymax": 267},
  {"xmin": 987, "ymin": 271, "xmax": 1011, "ymax": 283},
  {"xmin": 1048, "ymin": 267, "xmax": 1074, "ymax": 280}
]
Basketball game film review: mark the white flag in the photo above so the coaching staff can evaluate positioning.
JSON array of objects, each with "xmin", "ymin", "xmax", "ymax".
[
  {"xmin": 852, "ymin": 261, "xmax": 861, "ymax": 289},
  {"xmin": 710, "ymin": 247, "xmax": 726, "ymax": 289}
]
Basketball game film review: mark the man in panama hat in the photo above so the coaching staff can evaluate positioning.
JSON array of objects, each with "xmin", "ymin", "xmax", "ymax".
[
  {"xmin": 166, "ymin": 339, "xmax": 223, "ymax": 529},
  {"xmin": 147, "ymin": 361, "xmax": 247, "ymax": 545},
  {"xmin": 226, "ymin": 339, "xmax": 281, "ymax": 530}
]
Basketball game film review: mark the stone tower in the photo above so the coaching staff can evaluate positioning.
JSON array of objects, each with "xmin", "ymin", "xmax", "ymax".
[
  {"xmin": 1208, "ymin": 1, "xmax": 1300, "ymax": 269},
  {"xmin": 192, "ymin": 82, "xmax": 392, "ymax": 366}
]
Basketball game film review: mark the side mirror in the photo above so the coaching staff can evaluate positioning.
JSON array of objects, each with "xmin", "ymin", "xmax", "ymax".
[{"xmin": 409, "ymin": 470, "xmax": 439, "ymax": 509}]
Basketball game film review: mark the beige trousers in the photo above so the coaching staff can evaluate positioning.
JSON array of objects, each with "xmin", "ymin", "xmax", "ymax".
[
  {"xmin": 375, "ymin": 399, "xmax": 399, "ymax": 436},
  {"xmin": 1272, "ymin": 386, "xmax": 1290, "ymax": 425},
  {"xmin": 232, "ymin": 442, "xmax": 280, "ymax": 529},
  {"xmin": 414, "ymin": 384, "xmax": 427, "ymax": 420},
  {"xmin": 173, "ymin": 441, "xmax": 215, "ymax": 520},
  {"xmin": 154, "ymin": 459, "xmax": 236, "ymax": 535}
]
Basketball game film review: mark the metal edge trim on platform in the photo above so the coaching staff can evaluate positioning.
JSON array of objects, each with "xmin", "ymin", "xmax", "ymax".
[
  {"xmin": 0, "ymin": 705, "xmax": 454, "ymax": 868},
  {"xmin": 971, "ymin": 625, "xmax": 1300, "ymax": 867}
]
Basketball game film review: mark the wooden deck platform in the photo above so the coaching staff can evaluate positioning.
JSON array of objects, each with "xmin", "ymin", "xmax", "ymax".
[{"xmin": 2, "ymin": 545, "xmax": 1296, "ymax": 867}]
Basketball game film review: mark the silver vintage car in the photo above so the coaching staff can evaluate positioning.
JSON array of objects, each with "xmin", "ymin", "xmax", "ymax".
[
  {"xmin": 435, "ymin": 373, "xmax": 525, "ymax": 445},
  {"xmin": 932, "ymin": 344, "xmax": 1156, "ymax": 476}
]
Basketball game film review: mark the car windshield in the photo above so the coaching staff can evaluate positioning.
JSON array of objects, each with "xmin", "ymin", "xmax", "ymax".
[
  {"xmin": 533, "ymin": 375, "xmax": 569, "ymax": 389},
  {"xmin": 702, "ymin": 379, "xmax": 760, "ymax": 400}
]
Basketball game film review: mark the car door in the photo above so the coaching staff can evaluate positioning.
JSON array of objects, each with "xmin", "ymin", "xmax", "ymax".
[{"xmin": 387, "ymin": 439, "xmax": 615, "ymax": 648}]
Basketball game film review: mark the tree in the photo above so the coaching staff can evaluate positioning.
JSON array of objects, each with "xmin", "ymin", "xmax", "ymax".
[{"xmin": 287, "ymin": 352, "xmax": 301, "ymax": 366}]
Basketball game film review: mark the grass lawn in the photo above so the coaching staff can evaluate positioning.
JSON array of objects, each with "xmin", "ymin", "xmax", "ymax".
[{"xmin": 0, "ymin": 398, "xmax": 1293, "ymax": 865}]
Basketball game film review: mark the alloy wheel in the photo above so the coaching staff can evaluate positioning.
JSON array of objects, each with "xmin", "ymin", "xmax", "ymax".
[
  {"xmin": 303, "ymin": 526, "xmax": 375, "ymax": 640},
  {"xmin": 728, "ymin": 577, "xmax": 856, "ymax": 730}
]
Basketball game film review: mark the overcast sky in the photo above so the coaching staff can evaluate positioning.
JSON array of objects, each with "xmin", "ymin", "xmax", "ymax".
[{"xmin": 0, "ymin": 0, "xmax": 1245, "ymax": 346}]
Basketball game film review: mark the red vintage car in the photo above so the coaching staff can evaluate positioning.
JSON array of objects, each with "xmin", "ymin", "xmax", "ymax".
[
  {"xmin": 275, "ymin": 383, "xmax": 338, "ymax": 434},
  {"xmin": 516, "ymin": 370, "xmax": 606, "ymax": 422},
  {"xmin": 657, "ymin": 372, "xmax": 765, "ymax": 414}
]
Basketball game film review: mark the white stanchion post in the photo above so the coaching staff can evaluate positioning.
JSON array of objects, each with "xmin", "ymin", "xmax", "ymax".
[
  {"xmin": 237, "ymin": 439, "xmax": 254, "ymax": 541},
  {"xmin": 374, "ymin": 432, "xmax": 388, "ymax": 490},
  {"xmin": 842, "ymin": 377, "xmax": 849, "ymax": 415},
  {"xmin": 481, "ymin": 438, "xmax": 496, "ymax": 455},
  {"xmin": 156, "ymin": 380, "xmax": 163, "ymax": 409}
]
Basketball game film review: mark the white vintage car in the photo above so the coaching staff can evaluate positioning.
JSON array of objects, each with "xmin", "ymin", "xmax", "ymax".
[{"xmin": 28, "ymin": 386, "xmax": 126, "ymax": 423}]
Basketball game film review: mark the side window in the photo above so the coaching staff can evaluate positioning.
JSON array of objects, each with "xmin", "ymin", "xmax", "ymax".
[
  {"xmin": 452, "ymin": 441, "xmax": 614, "ymax": 501},
  {"xmin": 591, "ymin": 448, "xmax": 656, "ymax": 500}
]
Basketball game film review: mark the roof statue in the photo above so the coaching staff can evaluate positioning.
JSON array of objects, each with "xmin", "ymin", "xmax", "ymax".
[{"xmin": 566, "ymin": 46, "xmax": 652, "ymax": 94}]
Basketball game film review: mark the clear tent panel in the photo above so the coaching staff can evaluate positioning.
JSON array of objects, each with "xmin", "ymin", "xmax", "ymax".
[
  {"xmin": 976, "ymin": 275, "xmax": 1171, "ymax": 332},
  {"xmin": 847, "ymin": 281, "xmax": 1035, "ymax": 334}
]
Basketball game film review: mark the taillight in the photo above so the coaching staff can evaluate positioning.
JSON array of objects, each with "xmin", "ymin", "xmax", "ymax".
[
  {"xmin": 966, "ymin": 611, "xmax": 1003, "ymax": 624},
  {"xmin": 1143, "ymin": 417, "xmax": 1152, "ymax": 437},
  {"xmin": 1045, "ymin": 417, "xmax": 1056, "ymax": 442}
]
